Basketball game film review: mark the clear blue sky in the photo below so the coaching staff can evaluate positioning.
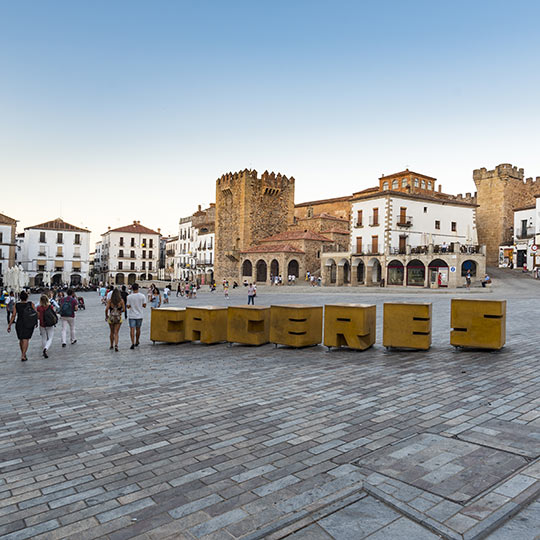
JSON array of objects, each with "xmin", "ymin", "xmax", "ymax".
[{"xmin": 1, "ymin": 0, "xmax": 539, "ymax": 244}]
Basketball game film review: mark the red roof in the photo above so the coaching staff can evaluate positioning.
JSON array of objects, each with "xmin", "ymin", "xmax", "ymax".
[
  {"xmin": 0, "ymin": 213, "xmax": 17, "ymax": 225},
  {"xmin": 260, "ymin": 230, "xmax": 332, "ymax": 242},
  {"xmin": 241, "ymin": 244, "xmax": 305, "ymax": 254},
  {"xmin": 106, "ymin": 222, "xmax": 160, "ymax": 235},
  {"xmin": 25, "ymin": 218, "xmax": 90, "ymax": 232}
]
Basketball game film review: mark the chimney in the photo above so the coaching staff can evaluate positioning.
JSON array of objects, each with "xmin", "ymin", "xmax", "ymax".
[
  {"xmin": 157, "ymin": 228, "xmax": 161, "ymax": 234},
  {"xmin": 198, "ymin": 205, "xmax": 201, "ymax": 211},
  {"xmin": 108, "ymin": 226, "xmax": 111, "ymax": 230},
  {"xmin": 133, "ymin": 220, "xmax": 136, "ymax": 224},
  {"xmin": 438, "ymin": 185, "xmax": 442, "ymax": 193}
]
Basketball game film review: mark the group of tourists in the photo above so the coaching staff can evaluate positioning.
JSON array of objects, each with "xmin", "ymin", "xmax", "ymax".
[
  {"xmin": 6, "ymin": 288, "xmax": 78, "ymax": 361},
  {"xmin": 104, "ymin": 283, "xmax": 147, "ymax": 351}
]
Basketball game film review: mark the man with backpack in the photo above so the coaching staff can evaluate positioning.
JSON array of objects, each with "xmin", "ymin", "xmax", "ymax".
[{"xmin": 59, "ymin": 289, "xmax": 78, "ymax": 347}]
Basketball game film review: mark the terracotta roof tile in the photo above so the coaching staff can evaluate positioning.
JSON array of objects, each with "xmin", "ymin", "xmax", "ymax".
[
  {"xmin": 25, "ymin": 218, "xmax": 90, "ymax": 232},
  {"xmin": 0, "ymin": 213, "xmax": 17, "ymax": 225},
  {"xmin": 106, "ymin": 223, "xmax": 160, "ymax": 235}
]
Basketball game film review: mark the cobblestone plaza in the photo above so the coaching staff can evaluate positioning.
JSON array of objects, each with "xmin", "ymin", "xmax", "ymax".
[{"xmin": 0, "ymin": 276, "xmax": 539, "ymax": 539}]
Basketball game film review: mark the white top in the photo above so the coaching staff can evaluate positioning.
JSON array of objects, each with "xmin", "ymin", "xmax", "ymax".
[{"xmin": 127, "ymin": 292, "xmax": 147, "ymax": 319}]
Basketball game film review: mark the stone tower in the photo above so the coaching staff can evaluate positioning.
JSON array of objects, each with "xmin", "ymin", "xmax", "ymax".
[
  {"xmin": 214, "ymin": 169, "xmax": 295, "ymax": 281},
  {"xmin": 473, "ymin": 163, "xmax": 540, "ymax": 265}
]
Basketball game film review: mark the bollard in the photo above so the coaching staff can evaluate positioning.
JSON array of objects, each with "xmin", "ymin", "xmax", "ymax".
[
  {"xmin": 383, "ymin": 303, "xmax": 432, "ymax": 350},
  {"xmin": 451, "ymin": 299, "xmax": 506, "ymax": 350},
  {"xmin": 227, "ymin": 306, "xmax": 270, "ymax": 346},
  {"xmin": 324, "ymin": 304, "xmax": 376, "ymax": 350},
  {"xmin": 185, "ymin": 306, "xmax": 228, "ymax": 344},
  {"xmin": 150, "ymin": 307, "xmax": 187, "ymax": 344},
  {"xmin": 270, "ymin": 305, "xmax": 323, "ymax": 348}
]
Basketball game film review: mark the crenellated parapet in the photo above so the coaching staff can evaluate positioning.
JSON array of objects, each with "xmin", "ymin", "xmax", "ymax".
[{"xmin": 473, "ymin": 163, "xmax": 524, "ymax": 184}]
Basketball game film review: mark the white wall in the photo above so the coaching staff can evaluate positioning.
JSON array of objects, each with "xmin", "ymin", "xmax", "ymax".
[
  {"xmin": 351, "ymin": 195, "xmax": 478, "ymax": 254},
  {"xmin": 22, "ymin": 227, "xmax": 91, "ymax": 283}
]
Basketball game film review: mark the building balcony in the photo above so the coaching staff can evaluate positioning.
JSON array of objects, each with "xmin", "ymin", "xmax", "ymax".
[
  {"xmin": 368, "ymin": 217, "xmax": 379, "ymax": 227},
  {"xmin": 353, "ymin": 221, "xmax": 363, "ymax": 228},
  {"xmin": 397, "ymin": 216, "xmax": 413, "ymax": 227},
  {"xmin": 516, "ymin": 229, "xmax": 534, "ymax": 240},
  {"xmin": 73, "ymin": 254, "xmax": 81, "ymax": 258}
]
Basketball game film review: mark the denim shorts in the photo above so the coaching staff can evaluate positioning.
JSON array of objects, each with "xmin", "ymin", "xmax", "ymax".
[{"xmin": 128, "ymin": 318, "xmax": 143, "ymax": 328}]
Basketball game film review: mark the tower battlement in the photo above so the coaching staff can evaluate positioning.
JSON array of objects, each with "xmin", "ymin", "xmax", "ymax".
[
  {"xmin": 473, "ymin": 163, "xmax": 524, "ymax": 183},
  {"xmin": 217, "ymin": 169, "xmax": 294, "ymax": 190}
]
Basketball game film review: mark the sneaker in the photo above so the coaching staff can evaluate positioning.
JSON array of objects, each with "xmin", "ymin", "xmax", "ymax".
[
  {"xmin": 62, "ymin": 343, "xmax": 66, "ymax": 348},
  {"xmin": 130, "ymin": 344, "xmax": 135, "ymax": 350},
  {"xmin": 43, "ymin": 349, "xmax": 48, "ymax": 359},
  {"xmin": 71, "ymin": 340, "xmax": 77, "ymax": 345}
]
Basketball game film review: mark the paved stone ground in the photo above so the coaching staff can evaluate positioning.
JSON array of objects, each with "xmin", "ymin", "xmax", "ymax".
[{"xmin": 0, "ymin": 272, "xmax": 539, "ymax": 539}]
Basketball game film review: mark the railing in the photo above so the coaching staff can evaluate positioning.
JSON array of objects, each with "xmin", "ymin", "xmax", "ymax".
[
  {"xmin": 397, "ymin": 216, "xmax": 413, "ymax": 227},
  {"xmin": 459, "ymin": 245, "xmax": 481, "ymax": 254},
  {"xmin": 389, "ymin": 247, "xmax": 407, "ymax": 255},
  {"xmin": 516, "ymin": 229, "xmax": 534, "ymax": 239},
  {"xmin": 353, "ymin": 221, "xmax": 363, "ymax": 228},
  {"xmin": 433, "ymin": 244, "xmax": 455, "ymax": 254},
  {"xmin": 321, "ymin": 244, "xmax": 348, "ymax": 253},
  {"xmin": 369, "ymin": 216, "xmax": 379, "ymax": 226},
  {"xmin": 363, "ymin": 244, "xmax": 380, "ymax": 255},
  {"xmin": 73, "ymin": 254, "xmax": 81, "ymax": 258}
]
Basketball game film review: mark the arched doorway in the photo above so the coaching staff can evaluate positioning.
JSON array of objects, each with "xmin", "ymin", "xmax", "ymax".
[
  {"xmin": 287, "ymin": 259, "xmax": 299, "ymax": 278},
  {"xmin": 128, "ymin": 273, "xmax": 136, "ymax": 285},
  {"xmin": 147, "ymin": 274, "xmax": 153, "ymax": 281},
  {"xmin": 428, "ymin": 259, "xmax": 449, "ymax": 287},
  {"xmin": 366, "ymin": 258, "xmax": 381, "ymax": 285},
  {"xmin": 461, "ymin": 260, "xmax": 477, "ymax": 277},
  {"xmin": 270, "ymin": 259, "xmax": 279, "ymax": 279},
  {"xmin": 326, "ymin": 259, "xmax": 337, "ymax": 284},
  {"xmin": 355, "ymin": 261, "xmax": 365, "ymax": 284},
  {"xmin": 70, "ymin": 274, "xmax": 81, "ymax": 286},
  {"xmin": 34, "ymin": 273, "xmax": 43, "ymax": 287},
  {"xmin": 339, "ymin": 259, "xmax": 350, "ymax": 284},
  {"xmin": 242, "ymin": 260, "xmax": 253, "ymax": 277},
  {"xmin": 140, "ymin": 273, "xmax": 147, "ymax": 281},
  {"xmin": 407, "ymin": 260, "xmax": 425, "ymax": 286},
  {"xmin": 256, "ymin": 260, "xmax": 267, "ymax": 282},
  {"xmin": 115, "ymin": 273, "xmax": 125, "ymax": 285},
  {"xmin": 52, "ymin": 274, "xmax": 62, "ymax": 285},
  {"xmin": 387, "ymin": 260, "xmax": 404, "ymax": 285}
]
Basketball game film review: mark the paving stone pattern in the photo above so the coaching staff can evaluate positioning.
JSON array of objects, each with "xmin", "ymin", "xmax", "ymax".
[{"xmin": 0, "ymin": 280, "xmax": 539, "ymax": 539}]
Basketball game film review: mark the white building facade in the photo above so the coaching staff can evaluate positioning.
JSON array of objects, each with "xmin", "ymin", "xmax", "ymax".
[
  {"xmin": 101, "ymin": 221, "xmax": 161, "ymax": 285},
  {"xmin": 505, "ymin": 201, "xmax": 539, "ymax": 270},
  {"xmin": 178, "ymin": 216, "xmax": 196, "ymax": 281},
  {"xmin": 0, "ymin": 213, "xmax": 17, "ymax": 284},
  {"xmin": 321, "ymin": 170, "xmax": 486, "ymax": 288},
  {"xmin": 21, "ymin": 218, "xmax": 91, "ymax": 286}
]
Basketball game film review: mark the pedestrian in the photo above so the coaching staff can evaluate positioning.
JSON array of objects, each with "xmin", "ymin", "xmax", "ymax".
[
  {"xmin": 5, "ymin": 291, "xmax": 15, "ymax": 324},
  {"xmin": 147, "ymin": 283, "xmax": 155, "ymax": 303},
  {"xmin": 224, "ymin": 280, "xmax": 229, "ymax": 299},
  {"xmin": 247, "ymin": 283, "xmax": 256, "ymax": 305},
  {"xmin": 465, "ymin": 270, "xmax": 472, "ymax": 290},
  {"xmin": 7, "ymin": 290, "xmax": 37, "ymax": 361},
  {"xmin": 36, "ymin": 294, "xmax": 57, "ymax": 358},
  {"xmin": 126, "ymin": 283, "xmax": 147, "ymax": 350},
  {"xmin": 176, "ymin": 282, "xmax": 182, "ymax": 297},
  {"xmin": 105, "ymin": 288, "xmax": 125, "ymax": 351},
  {"xmin": 482, "ymin": 273, "xmax": 491, "ymax": 287},
  {"xmin": 59, "ymin": 289, "xmax": 78, "ymax": 347},
  {"xmin": 150, "ymin": 286, "xmax": 161, "ymax": 308},
  {"xmin": 99, "ymin": 284, "xmax": 107, "ymax": 304},
  {"xmin": 163, "ymin": 285, "xmax": 170, "ymax": 304},
  {"xmin": 120, "ymin": 285, "xmax": 129, "ymax": 318}
]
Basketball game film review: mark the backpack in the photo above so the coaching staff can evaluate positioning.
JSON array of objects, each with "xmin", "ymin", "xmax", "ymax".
[
  {"xmin": 60, "ymin": 298, "xmax": 74, "ymax": 317},
  {"xmin": 43, "ymin": 306, "xmax": 58, "ymax": 327},
  {"xmin": 22, "ymin": 303, "xmax": 38, "ymax": 329}
]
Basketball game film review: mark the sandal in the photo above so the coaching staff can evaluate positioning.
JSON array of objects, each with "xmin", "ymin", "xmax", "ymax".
[{"xmin": 114, "ymin": 346, "xmax": 118, "ymax": 352}]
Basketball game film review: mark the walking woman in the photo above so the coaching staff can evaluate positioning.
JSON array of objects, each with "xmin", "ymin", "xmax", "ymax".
[
  {"xmin": 37, "ymin": 294, "xmax": 57, "ymax": 358},
  {"xmin": 7, "ymin": 290, "xmax": 37, "ymax": 361},
  {"xmin": 150, "ymin": 287, "xmax": 161, "ymax": 309},
  {"xmin": 105, "ymin": 288, "xmax": 125, "ymax": 351}
]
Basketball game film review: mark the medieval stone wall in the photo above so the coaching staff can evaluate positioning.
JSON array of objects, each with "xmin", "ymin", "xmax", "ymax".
[
  {"xmin": 294, "ymin": 197, "xmax": 351, "ymax": 221},
  {"xmin": 214, "ymin": 170, "xmax": 295, "ymax": 282},
  {"xmin": 474, "ymin": 163, "xmax": 540, "ymax": 265}
]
